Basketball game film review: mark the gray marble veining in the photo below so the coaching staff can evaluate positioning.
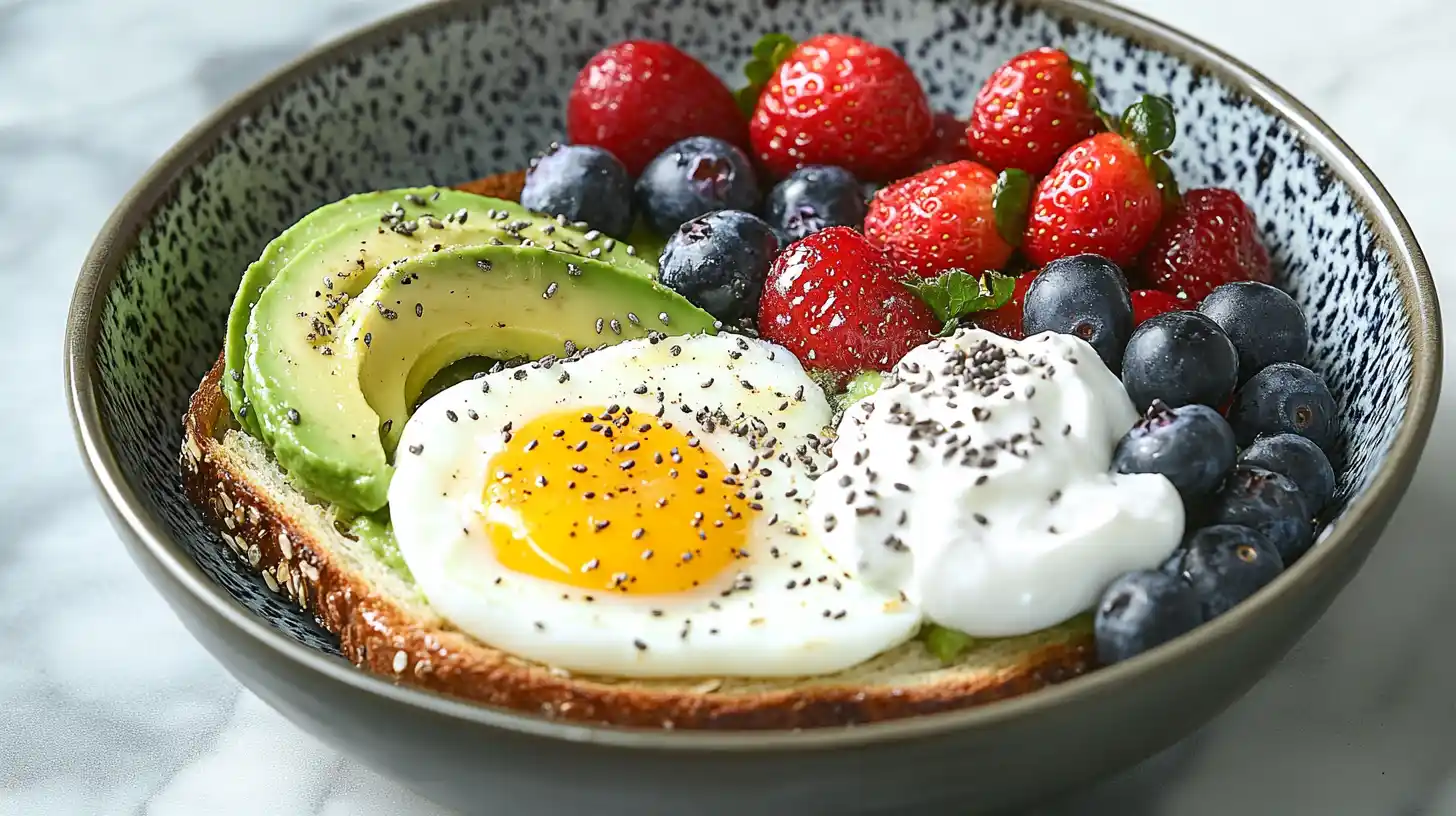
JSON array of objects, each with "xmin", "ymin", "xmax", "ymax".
[{"xmin": 4, "ymin": 0, "xmax": 1454, "ymax": 813}]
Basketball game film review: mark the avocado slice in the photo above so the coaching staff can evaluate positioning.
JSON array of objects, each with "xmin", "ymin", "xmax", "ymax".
[
  {"xmin": 247, "ymin": 244, "xmax": 715, "ymax": 512},
  {"xmin": 223, "ymin": 187, "xmax": 655, "ymax": 432}
]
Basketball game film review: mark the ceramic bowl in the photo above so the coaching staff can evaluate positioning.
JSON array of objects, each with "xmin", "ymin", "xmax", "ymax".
[{"xmin": 66, "ymin": 0, "xmax": 1440, "ymax": 812}]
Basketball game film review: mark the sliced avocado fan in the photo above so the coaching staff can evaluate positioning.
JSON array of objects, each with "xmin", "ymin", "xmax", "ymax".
[
  {"xmin": 245, "ymin": 244, "xmax": 714, "ymax": 512},
  {"xmin": 222, "ymin": 187, "xmax": 655, "ymax": 434}
]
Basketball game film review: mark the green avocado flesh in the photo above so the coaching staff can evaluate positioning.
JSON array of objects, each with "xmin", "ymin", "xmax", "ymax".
[
  {"xmin": 229, "ymin": 187, "xmax": 708, "ymax": 512},
  {"xmin": 834, "ymin": 370, "xmax": 885, "ymax": 413},
  {"xmin": 243, "ymin": 238, "xmax": 714, "ymax": 512},
  {"xmin": 350, "ymin": 245, "xmax": 715, "ymax": 457},
  {"xmin": 349, "ymin": 512, "xmax": 411, "ymax": 581},
  {"xmin": 223, "ymin": 187, "xmax": 656, "ymax": 435},
  {"xmin": 920, "ymin": 614, "xmax": 1094, "ymax": 665}
]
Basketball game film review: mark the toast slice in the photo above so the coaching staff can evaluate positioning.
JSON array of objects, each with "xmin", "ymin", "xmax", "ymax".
[{"xmin": 177, "ymin": 174, "xmax": 1094, "ymax": 730}]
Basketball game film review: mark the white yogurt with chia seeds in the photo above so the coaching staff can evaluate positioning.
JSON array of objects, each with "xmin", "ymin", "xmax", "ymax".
[{"xmin": 813, "ymin": 328, "xmax": 1184, "ymax": 638}]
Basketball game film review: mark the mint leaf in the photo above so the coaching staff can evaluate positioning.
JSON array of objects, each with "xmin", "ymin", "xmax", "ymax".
[
  {"xmin": 901, "ymin": 269, "xmax": 1018, "ymax": 335},
  {"xmin": 735, "ymin": 33, "xmax": 797, "ymax": 116},
  {"xmin": 923, "ymin": 624, "xmax": 977, "ymax": 665}
]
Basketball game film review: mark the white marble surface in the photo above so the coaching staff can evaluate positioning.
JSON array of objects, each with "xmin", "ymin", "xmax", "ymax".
[{"xmin": 3, "ymin": 0, "xmax": 1455, "ymax": 812}]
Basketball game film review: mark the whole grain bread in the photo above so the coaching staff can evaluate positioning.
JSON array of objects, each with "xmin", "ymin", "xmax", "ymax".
[{"xmin": 176, "ymin": 173, "xmax": 1094, "ymax": 730}]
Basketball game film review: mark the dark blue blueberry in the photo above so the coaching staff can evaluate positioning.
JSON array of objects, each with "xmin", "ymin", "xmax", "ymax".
[
  {"xmin": 1228, "ymin": 362, "xmax": 1338, "ymax": 452},
  {"xmin": 1160, "ymin": 546, "xmax": 1189, "ymax": 578},
  {"xmin": 1198, "ymin": 282, "xmax": 1308, "ymax": 383},
  {"xmin": 1021, "ymin": 254, "xmax": 1133, "ymax": 371},
  {"xmin": 658, "ymin": 210, "xmax": 780, "ymax": 322},
  {"xmin": 765, "ymin": 165, "xmax": 867, "ymax": 241},
  {"xmin": 519, "ymin": 144, "xmax": 633, "ymax": 238},
  {"xmin": 1179, "ymin": 524, "xmax": 1284, "ymax": 620},
  {"xmin": 635, "ymin": 137, "xmax": 760, "ymax": 236},
  {"xmin": 1239, "ymin": 433, "xmax": 1336, "ymax": 515},
  {"xmin": 1120, "ymin": 311, "xmax": 1238, "ymax": 411},
  {"xmin": 1208, "ymin": 465, "xmax": 1313, "ymax": 564},
  {"xmin": 1094, "ymin": 570, "xmax": 1203, "ymax": 665},
  {"xmin": 1113, "ymin": 401, "xmax": 1236, "ymax": 504}
]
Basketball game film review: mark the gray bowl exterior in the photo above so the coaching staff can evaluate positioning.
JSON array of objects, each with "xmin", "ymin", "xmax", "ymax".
[{"xmin": 67, "ymin": 0, "xmax": 1440, "ymax": 813}]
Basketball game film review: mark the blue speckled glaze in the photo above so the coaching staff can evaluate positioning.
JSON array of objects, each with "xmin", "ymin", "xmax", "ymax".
[{"xmin": 91, "ymin": 0, "xmax": 1411, "ymax": 654}]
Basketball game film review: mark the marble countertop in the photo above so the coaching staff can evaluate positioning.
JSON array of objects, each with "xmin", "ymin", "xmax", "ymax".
[{"xmin": 4, "ymin": 0, "xmax": 1454, "ymax": 812}]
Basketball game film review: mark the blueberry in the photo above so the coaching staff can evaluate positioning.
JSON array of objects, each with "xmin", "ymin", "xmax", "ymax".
[
  {"xmin": 1119, "ymin": 311, "xmax": 1238, "ymax": 411},
  {"xmin": 1208, "ymin": 465, "xmax": 1313, "ymax": 563},
  {"xmin": 1094, "ymin": 570, "xmax": 1203, "ymax": 665},
  {"xmin": 519, "ymin": 144, "xmax": 633, "ymax": 238},
  {"xmin": 1228, "ymin": 362, "xmax": 1338, "ymax": 451},
  {"xmin": 765, "ymin": 165, "xmax": 867, "ymax": 241},
  {"xmin": 1198, "ymin": 282, "xmax": 1307, "ymax": 383},
  {"xmin": 1113, "ymin": 401, "xmax": 1236, "ymax": 504},
  {"xmin": 659, "ymin": 210, "xmax": 780, "ymax": 322},
  {"xmin": 1239, "ymin": 433, "xmax": 1336, "ymax": 515},
  {"xmin": 1021, "ymin": 254, "xmax": 1134, "ymax": 371},
  {"xmin": 1179, "ymin": 524, "xmax": 1284, "ymax": 620},
  {"xmin": 635, "ymin": 137, "xmax": 761, "ymax": 236},
  {"xmin": 1160, "ymin": 546, "xmax": 1189, "ymax": 578}
]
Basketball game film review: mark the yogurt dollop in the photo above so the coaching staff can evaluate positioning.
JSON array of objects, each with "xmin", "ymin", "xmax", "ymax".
[{"xmin": 813, "ymin": 329, "xmax": 1184, "ymax": 638}]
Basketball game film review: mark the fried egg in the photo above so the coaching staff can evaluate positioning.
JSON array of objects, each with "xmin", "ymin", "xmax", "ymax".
[{"xmin": 388, "ymin": 333, "xmax": 921, "ymax": 678}]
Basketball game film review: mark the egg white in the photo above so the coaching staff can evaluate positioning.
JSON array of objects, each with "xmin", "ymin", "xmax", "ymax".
[{"xmin": 388, "ymin": 333, "xmax": 921, "ymax": 678}]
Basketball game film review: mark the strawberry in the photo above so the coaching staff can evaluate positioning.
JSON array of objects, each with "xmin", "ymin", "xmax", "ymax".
[
  {"xmin": 966, "ymin": 47, "xmax": 1105, "ymax": 177},
  {"xmin": 1131, "ymin": 288, "xmax": 1186, "ymax": 325},
  {"xmin": 748, "ymin": 34, "xmax": 932, "ymax": 181},
  {"xmin": 1137, "ymin": 188, "xmax": 1272, "ymax": 303},
  {"xmin": 916, "ymin": 111, "xmax": 974, "ymax": 170},
  {"xmin": 758, "ymin": 226, "xmax": 938, "ymax": 379},
  {"xmin": 567, "ymin": 41, "xmax": 747, "ymax": 177},
  {"xmin": 972, "ymin": 270, "xmax": 1036, "ymax": 339},
  {"xmin": 864, "ymin": 160, "xmax": 1016, "ymax": 278},
  {"xmin": 1022, "ymin": 95, "xmax": 1179, "ymax": 268}
]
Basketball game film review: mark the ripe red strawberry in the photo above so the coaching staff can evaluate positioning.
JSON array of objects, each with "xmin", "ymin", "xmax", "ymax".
[
  {"xmin": 758, "ymin": 226, "xmax": 938, "ymax": 379},
  {"xmin": 1022, "ymin": 95, "xmax": 1178, "ymax": 268},
  {"xmin": 966, "ymin": 47, "xmax": 1104, "ymax": 177},
  {"xmin": 567, "ymin": 41, "xmax": 747, "ymax": 177},
  {"xmin": 916, "ymin": 111, "xmax": 974, "ymax": 170},
  {"xmin": 1138, "ymin": 188, "xmax": 1272, "ymax": 303},
  {"xmin": 972, "ymin": 270, "xmax": 1036, "ymax": 339},
  {"xmin": 749, "ymin": 34, "xmax": 932, "ymax": 181},
  {"xmin": 1131, "ymin": 288, "xmax": 1186, "ymax": 325},
  {"xmin": 864, "ymin": 160, "xmax": 1016, "ymax": 278}
]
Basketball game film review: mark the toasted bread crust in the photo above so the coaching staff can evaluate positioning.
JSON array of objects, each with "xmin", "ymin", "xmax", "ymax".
[{"xmin": 177, "ymin": 173, "xmax": 1094, "ymax": 730}]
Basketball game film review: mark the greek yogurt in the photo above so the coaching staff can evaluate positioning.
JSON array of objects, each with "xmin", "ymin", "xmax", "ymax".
[{"xmin": 813, "ymin": 328, "xmax": 1184, "ymax": 638}]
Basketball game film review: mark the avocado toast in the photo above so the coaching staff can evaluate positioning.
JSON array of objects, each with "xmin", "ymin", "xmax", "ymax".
[
  {"xmin": 175, "ymin": 25, "xmax": 1350, "ymax": 731},
  {"xmin": 180, "ymin": 177, "xmax": 1093, "ymax": 729}
]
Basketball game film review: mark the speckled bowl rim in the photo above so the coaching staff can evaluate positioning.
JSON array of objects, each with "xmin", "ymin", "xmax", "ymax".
[{"xmin": 66, "ymin": 0, "xmax": 1441, "ymax": 751}]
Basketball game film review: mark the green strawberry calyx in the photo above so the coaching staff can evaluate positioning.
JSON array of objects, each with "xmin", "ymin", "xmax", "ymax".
[
  {"xmin": 900, "ymin": 268, "xmax": 1018, "ymax": 337},
  {"xmin": 991, "ymin": 168, "xmax": 1033, "ymax": 247},
  {"xmin": 734, "ymin": 33, "xmax": 797, "ymax": 116},
  {"xmin": 1066, "ymin": 54, "xmax": 1115, "ymax": 132},
  {"xmin": 1147, "ymin": 154, "xmax": 1182, "ymax": 210},
  {"xmin": 1120, "ymin": 94, "xmax": 1177, "ymax": 155},
  {"xmin": 1119, "ymin": 94, "xmax": 1181, "ymax": 208}
]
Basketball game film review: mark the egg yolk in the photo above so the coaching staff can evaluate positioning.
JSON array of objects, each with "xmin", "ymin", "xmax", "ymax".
[{"xmin": 482, "ymin": 406, "xmax": 756, "ymax": 594}]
